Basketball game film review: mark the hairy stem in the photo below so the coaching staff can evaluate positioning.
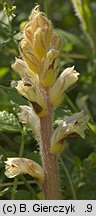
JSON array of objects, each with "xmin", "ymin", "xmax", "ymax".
[{"xmin": 40, "ymin": 88, "xmax": 59, "ymax": 200}]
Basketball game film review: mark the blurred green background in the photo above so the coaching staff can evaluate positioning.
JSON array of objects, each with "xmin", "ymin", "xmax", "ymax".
[{"xmin": 0, "ymin": 0, "xmax": 96, "ymax": 200}]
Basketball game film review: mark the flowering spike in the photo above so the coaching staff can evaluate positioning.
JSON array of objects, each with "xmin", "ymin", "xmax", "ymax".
[
  {"xmin": 50, "ymin": 111, "xmax": 89, "ymax": 154},
  {"xmin": 5, "ymin": 157, "xmax": 44, "ymax": 183},
  {"xmin": 10, "ymin": 5, "xmax": 83, "ymax": 199},
  {"xmin": 11, "ymin": 5, "xmax": 61, "ymax": 88}
]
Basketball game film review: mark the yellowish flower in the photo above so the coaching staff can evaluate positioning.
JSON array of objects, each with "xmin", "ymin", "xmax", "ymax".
[
  {"xmin": 20, "ymin": 39, "xmax": 41, "ymax": 74},
  {"xmin": 5, "ymin": 157, "xmax": 44, "ymax": 183},
  {"xmin": 25, "ymin": 5, "xmax": 52, "ymax": 56},
  {"xmin": 42, "ymin": 48, "xmax": 60, "ymax": 87},
  {"xmin": 11, "ymin": 57, "xmax": 39, "ymax": 83},
  {"xmin": 16, "ymin": 77, "xmax": 47, "ymax": 117},
  {"xmin": 18, "ymin": 105, "xmax": 41, "ymax": 140},
  {"xmin": 49, "ymin": 66, "xmax": 79, "ymax": 107},
  {"xmin": 50, "ymin": 111, "xmax": 89, "ymax": 154}
]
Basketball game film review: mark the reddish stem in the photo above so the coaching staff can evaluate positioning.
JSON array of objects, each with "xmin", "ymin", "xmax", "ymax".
[{"xmin": 40, "ymin": 88, "xmax": 59, "ymax": 200}]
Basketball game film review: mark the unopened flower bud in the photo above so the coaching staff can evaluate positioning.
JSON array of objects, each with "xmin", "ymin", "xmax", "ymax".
[
  {"xmin": 49, "ymin": 66, "xmax": 79, "ymax": 107},
  {"xmin": 50, "ymin": 111, "xmax": 89, "ymax": 154},
  {"xmin": 5, "ymin": 157, "xmax": 44, "ymax": 183},
  {"xmin": 24, "ymin": 6, "xmax": 52, "ymax": 61},
  {"xmin": 20, "ymin": 39, "xmax": 41, "ymax": 74},
  {"xmin": 34, "ymin": 27, "xmax": 47, "ymax": 59},
  {"xmin": 29, "ymin": 5, "xmax": 52, "ymax": 50}
]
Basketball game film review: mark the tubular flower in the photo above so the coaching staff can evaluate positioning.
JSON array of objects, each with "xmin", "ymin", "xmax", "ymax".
[
  {"xmin": 11, "ymin": 57, "xmax": 39, "ymax": 83},
  {"xmin": 18, "ymin": 105, "xmax": 41, "ymax": 140},
  {"xmin": 50, "ymin": 111, "xmax": 89, "ymax": 154},
  {"xmin": 49, "ymin": 66, "xmax": 79, "ymax": 107},
  {"xmin": 5, "ymin": 157, "xmax": 44, "ymax": 183},
  {"xmin": 16, "ymin": 77, "xmax": 47, "ymax": 117}
]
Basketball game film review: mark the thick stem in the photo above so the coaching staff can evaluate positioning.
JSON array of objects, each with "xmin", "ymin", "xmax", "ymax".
[{"xmin": 40, "ymin": 88, "xmax": 59, "ymax": 200}]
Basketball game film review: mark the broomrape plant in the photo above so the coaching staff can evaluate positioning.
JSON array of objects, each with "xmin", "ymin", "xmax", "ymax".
[{"xmin": 4, "ymin": 5, "xmax": 89, "ymax": 200}]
